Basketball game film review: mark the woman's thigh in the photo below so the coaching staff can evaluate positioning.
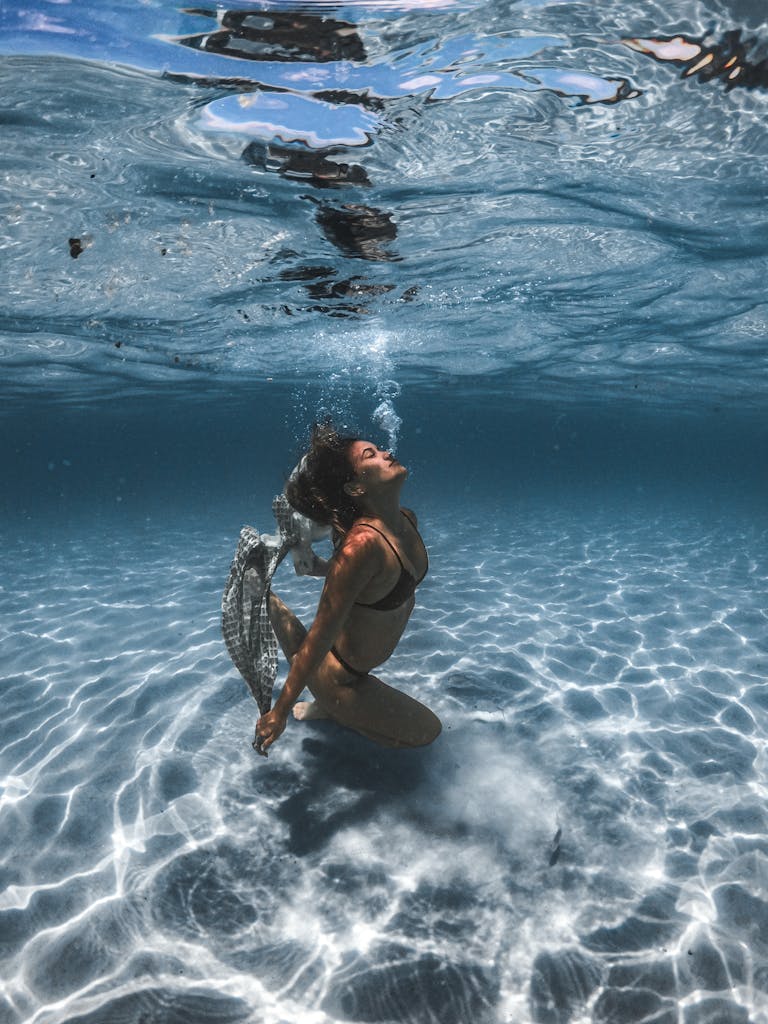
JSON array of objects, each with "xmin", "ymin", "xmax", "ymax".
[{"xmin": 309, "ymin": 659, "xmax": 441, "ymax": 748}]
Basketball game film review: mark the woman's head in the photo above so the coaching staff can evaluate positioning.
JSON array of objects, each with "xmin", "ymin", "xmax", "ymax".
[{"xmin": 285, "ymin": 421, "xmax": 360, "ymax": 535}]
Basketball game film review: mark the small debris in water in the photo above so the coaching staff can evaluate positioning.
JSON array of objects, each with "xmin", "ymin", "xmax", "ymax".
[{"xmin": 548, "ymin": 826, "xmax": 563, "ymax": 866}]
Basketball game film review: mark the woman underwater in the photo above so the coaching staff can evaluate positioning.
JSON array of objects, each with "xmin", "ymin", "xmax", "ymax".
[{"xmin": 255, "ymin": 422, "xmax": 442, "ymax": 753}]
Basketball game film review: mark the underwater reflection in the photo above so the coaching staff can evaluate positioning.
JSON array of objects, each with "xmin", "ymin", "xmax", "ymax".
[
  {"xmin": 184, "ymin": 7, "xmax": 402, "ymax": 303},
  {"xmin": 625, "ymin": 30, "xmax": 768, "ymax": 90},
  {"xmin": 314, "ymin": 202, "xmax": 399, "ymax": 263},
  {"xmin": 250, "ymin": 142, "xmax": 400, "ymax": 309},
  {"xmin": 277, "ymin": 264, "xmax": 398, "ymax": 316},
  {"xmin": 178, "ymin": 7, "xmax": 367, "ymax": 64},
  {"xmin": 173, "ymin": 7, "xmax": 647, "ymax": 312},
  {"xmin": 244, "ymin": 142, "xmax": 371, "ymax": 189}
]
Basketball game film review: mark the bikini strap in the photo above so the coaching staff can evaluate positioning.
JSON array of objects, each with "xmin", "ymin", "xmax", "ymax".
[
  {"xmin": 353, "ymin": 522, "xmax": 406, "ymax": 569},
  {"xmin": 400, "ymin": 509, "xmax": 428, "ymax": 584},
  {"xmin": 401, "ymin": 508, "xmax": 416, "ymax": 528}
]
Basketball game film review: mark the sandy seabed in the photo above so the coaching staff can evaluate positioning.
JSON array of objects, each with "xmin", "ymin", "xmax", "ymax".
[{"xmin": 1, "ymin": 506, "xmax": 766, "ymax": 1024}]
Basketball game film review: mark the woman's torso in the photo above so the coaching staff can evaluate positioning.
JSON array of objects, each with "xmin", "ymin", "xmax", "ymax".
[{"xmin": 332, "ymin": 509, "xmax": 428, "ymax": 673}]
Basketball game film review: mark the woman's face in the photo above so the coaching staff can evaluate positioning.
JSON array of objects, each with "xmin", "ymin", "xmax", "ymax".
[{"xmin": 346, "ymin": 440, "xmax": 407, "ymax": 493}]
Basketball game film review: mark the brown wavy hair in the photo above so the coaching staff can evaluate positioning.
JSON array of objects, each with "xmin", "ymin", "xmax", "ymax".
[{"xmin": 285, "ymin": 421, "xmax": 361, "ymax": 536}]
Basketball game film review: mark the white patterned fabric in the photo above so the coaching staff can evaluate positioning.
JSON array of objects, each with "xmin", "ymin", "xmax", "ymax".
[{"xmin": 221, "ymin": 494, "xmax": 301, "ymax": 753}]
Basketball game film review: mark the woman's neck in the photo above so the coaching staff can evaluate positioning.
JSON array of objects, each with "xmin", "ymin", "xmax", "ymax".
[{"xmin": 357, "ymin": 491, "xmax": 403, "ymax": 532}]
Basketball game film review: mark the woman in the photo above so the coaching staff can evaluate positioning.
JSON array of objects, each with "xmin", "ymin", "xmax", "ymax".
[{"xmin": 255, "ymin": 422, "xmax": 441, "ymax": 753}]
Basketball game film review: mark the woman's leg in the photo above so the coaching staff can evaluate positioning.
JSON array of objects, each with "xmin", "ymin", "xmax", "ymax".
[
  {"xmin": 307, "ymin": 658, "xmax": 441, "ymax": 749},
  {"xmin": 268, "ymin": 591, "xmax": 307, "ymax": 661},
  {"xmin": 268, "ymin": 592, "xmax": 330, "ymax": 720},
  {"xmin": 268, "ymin": 592, "xmax": 441, "ymax": 748}
]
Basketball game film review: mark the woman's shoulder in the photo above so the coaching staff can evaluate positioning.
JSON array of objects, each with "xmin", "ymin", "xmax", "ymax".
[
  {"xmin": 400, "ymin": 507, "xmax": 418, "ymax": 527},
  {"xmin": 336, "ymin": 522, "xmax": 387, "ymax": 562},
  {"xmin": 327, "ymin": 525, "xmax": 386, "ymax": 592}
]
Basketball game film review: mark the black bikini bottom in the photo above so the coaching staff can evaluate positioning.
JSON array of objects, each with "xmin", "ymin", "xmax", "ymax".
[{"xmin": 330, "ymin": 645, "xmax": 369, "ymax": 679}]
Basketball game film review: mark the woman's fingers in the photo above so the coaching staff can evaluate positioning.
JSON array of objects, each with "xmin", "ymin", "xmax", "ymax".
[
  {"xmin": 256, "ymin": 728, "xmax": 275, "ymax": 754},
  {"xmin": 256, "ymin": 711, "xmax": 286, "ymax": 752}
]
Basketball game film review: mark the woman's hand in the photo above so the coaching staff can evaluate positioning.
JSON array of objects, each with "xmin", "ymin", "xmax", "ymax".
[
  {"xmin": 256, "ymin": 707, "xmax": 288, "ymax": 755},
  {"xmin": 291, "ymin": 544, "xmax": 329, "ymax": 577}
]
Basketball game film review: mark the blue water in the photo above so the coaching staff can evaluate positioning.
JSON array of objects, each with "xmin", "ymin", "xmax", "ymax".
[{"xmin": 2, "ymin": 1, "xmax": 768, "ymax": 1022}]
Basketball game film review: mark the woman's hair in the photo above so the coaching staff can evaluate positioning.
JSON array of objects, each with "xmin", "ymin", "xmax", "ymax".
[{"xmin": 286, "ymin": 421, "xmax": 360, "ymax": 536}]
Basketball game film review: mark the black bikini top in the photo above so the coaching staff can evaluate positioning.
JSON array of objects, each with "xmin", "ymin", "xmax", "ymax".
[{"xmin": 353, "ymin": 510, "xmax": 428, "ymax": 612}]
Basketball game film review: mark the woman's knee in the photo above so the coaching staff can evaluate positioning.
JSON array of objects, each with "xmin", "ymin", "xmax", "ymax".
[
  {"xmin": 380, "ymin": 704, "xmax": 441, "ymax": 748},
  {"xmin": 311, "ymin": 670, "xmax": 441, "ymax": 748},
  {"xmin": 408, "ymin": 708, "xmax": 442, "ymax": 747}
]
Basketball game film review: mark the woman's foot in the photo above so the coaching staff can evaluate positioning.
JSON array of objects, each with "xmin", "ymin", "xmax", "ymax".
[{"xmin": 293, "ymin": 701, "xmax": 330, "ymax": 722}]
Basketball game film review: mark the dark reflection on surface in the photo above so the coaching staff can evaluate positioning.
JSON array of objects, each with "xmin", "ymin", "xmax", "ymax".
[
  {"xmin": 244, "ymin": 142, "xmax": 371, "ymax": 189},
  {"xmin": 181, "ymin": 7, "xmax": 401, "ymax": 306},
  {"xmin": 315, "ymin": 202, "xmax": 399, "ymax": 263},
  {"xmin": 167, "ymin": 8, "xmax": 656, "ymax": 314},
  {"xmin": 179, "ymin": 8, "xmax": 367, "ymax": 63},
  {"xmin": 307, "ymin": 278, "xmax": 396, "ymax": 301},
  {"xmin": 625, "ymin": 31, "xmax": 768, "ymax": 90},
  {"xmin": 278, "ymin": 265, "xmax": 400, "ymax": 317},
  {"xmin": 277, "ymin": 263, "xmax": 416, "ymax": 317},
  {"xmin": 244, "ymin": 137, "xmax": 400, "ymax": 310}
]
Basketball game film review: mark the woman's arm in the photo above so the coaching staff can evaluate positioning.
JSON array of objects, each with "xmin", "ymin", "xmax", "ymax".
[
  {"xmin": 289, "ymin": 508, "xmax": 332, "ymax": 577},
  {"xmin": 256, "ymin": 531, "xmax": 380, "ymax": 752}
]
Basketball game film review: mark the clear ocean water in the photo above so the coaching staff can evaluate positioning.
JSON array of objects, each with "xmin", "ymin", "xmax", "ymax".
[{"xmin": 2, "ymin": 1, "xmax": 768, "ymax": 1022}]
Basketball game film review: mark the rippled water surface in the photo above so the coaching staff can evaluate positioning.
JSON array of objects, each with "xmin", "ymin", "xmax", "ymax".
[
  {"xmin": 3, "ymin": 0, "xmax": 768, "ymax": 402},
  {"xmin": 2, "ymin": 0, "xmax": 768, "ymax": 1022}
]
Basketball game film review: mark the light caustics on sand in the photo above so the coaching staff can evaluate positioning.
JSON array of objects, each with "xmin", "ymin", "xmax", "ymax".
[{"xmin": 1, "ymin": 513, "xmax": 766, "ymax": 1023}]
